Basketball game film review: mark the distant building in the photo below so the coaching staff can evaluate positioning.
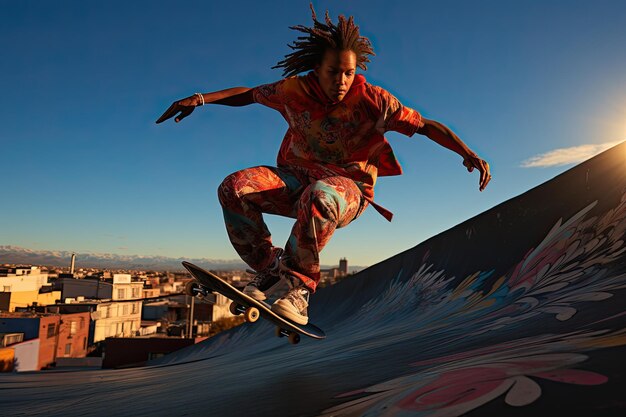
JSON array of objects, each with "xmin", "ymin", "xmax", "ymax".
[
  {"xmin": 38, "ymin": 273, "xmax": 145, "ymax": 343},
  {"xmin": 0, "ymin": 266, "xmax": 50, "ymax": 292},
  {"xmin": 0, "ymin": 266, "xmax": 60, "ymax": 312},
  {"xmin": 55, "ymin": 298, "xmax": 143, "ymax": 344},
  {"xmin": 0, "ymin": 345, "xmax": 15, "ymax": 372},
  {"xmin": 54, "ymin": 273, "xmax": 144, "ymax": 300},
  {"xmin": 143, "ymin": 288, "xmax": 161, "ymax": 299},
  {"xmin": 320, "ymin": 258, "xmax": 349, "ymax": 287},
  {"xmin": 160, "ymin": 280, "xmax": 185, "ymax": 294},
  {"xmin": 212, "ymin": 292, "xmax": 235, "ymax": 321},
  {"xmin": 143, "ymin": 300, "xmax": 188, "ymax": 323},
  {"xmin": 160, "ymin": 272, "xmax": 188, "ymax": 294},
  {"xmin": 0, "ymin": 311, "xmax": 91, "ymax": 371},
  {"xmin": 0, "ymin": 289, "xmax": 61, "ymax": 313},
  {"xmin": 339, "ymin": 257, "xmax": 348, "ymax": 275},
  {"xmin": 54, "ymin": 276, "xmax": 112, "ymax": 300},
  {"xmin": 143, "ymin": 291, "xmax": 231, "ymax": 338},
  {"xmin": 110, "ymin": 274, "xmax": 144, "ymax": 301},
  {"xmin": 102, "ymin": 337, "xmax": 202, "ymax": 369}
]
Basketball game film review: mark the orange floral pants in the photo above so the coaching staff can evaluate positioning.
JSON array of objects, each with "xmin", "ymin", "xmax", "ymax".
[{"xmin": 217, "ymin": 166, "xmax": 365, "ymax": 291}]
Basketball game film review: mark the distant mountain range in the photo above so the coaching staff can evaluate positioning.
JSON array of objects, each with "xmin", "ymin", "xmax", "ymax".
[{"xmin": 0, "ymin": 245, "xmax": 365, "ymax": 273}]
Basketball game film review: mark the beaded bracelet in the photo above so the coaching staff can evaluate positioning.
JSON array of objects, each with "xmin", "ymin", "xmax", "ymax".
[{"xmin": 195, "ymin": 92, "xmax": 205, "ymax": 106}]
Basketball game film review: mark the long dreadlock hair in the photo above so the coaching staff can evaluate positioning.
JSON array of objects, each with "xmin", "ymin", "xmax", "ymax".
[{"xmin": 272, "ymin": 3, "xmax": 375, "ymax": 77}]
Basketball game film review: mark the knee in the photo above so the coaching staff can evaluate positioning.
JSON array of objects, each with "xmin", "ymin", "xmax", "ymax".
[
  {"xmin": 303, "ymin": 182, "xmax": 340, "ymax": 222},
  {"xmin": 217, "ymin": 171, "xmax": 241, "ymax": 207}
]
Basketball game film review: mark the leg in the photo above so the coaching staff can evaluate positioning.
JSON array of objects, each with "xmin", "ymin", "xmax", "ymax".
[
  {"xmin": 217, "ymin": 166, "xmax": 303, "ymax": 271},
  {"xmin": 281, "ymin": 176, "xmax": 365, "ymax": 292}
]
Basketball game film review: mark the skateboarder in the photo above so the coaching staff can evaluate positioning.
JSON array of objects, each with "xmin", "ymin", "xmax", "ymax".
[{"xmin": 157, "ymin": 5, "xmax": 491, "ymax": 325}]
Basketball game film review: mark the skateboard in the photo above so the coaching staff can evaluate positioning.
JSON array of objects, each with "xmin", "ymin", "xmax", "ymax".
[{"xmin": 182, "ymin": 261, "xmax": 325, "ymax": 345}]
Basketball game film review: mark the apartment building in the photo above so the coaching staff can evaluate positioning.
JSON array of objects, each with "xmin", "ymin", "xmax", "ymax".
[
  {"xmin": 0, "ymin": 266, "xmax": 50, "ymax": 292},
  {"xmin": 0, "ymin": 311, "xmax": 90, "ymax": 371},
  {"xmin": 51, "ymin": 274, "xmax": 144, "ymax": 343},
  {"xmin": 0, "ymin": 266, "xmax": 60, "ymax": 312}
]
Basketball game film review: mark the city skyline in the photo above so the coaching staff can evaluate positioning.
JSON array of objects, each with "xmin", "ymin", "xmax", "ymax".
[
  {"xmin": 2, "ymin": 1, "xmax": 625, "ymax": 266},
  {"xmin": 0, "ymin": 244, "xmax": 362, "ymax": 272}
]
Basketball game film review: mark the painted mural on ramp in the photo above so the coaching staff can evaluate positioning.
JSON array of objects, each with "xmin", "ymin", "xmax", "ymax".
[{"xmin": 1, "ymin": 141, "xmax": 625, "ymax": 416}]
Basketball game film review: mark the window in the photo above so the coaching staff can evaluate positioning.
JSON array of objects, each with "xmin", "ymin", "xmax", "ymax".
[
  {"xmin": 70, "ymin": 321, "xmax": 77, "ymax": 335},
  {"xmin": 132, "ymin": 288, "xmax": 140, "ymax": 298},
  {"xmin": 117, "ymin": 289, "xmax": 126, "ymax": 300},
  {"xmin": 83, "ymin": 337, "xmax": 87, "ymax": 350},
  {"xmin": 123, "ymin": 305, "xmax": 129, "ymax": 316},
  {"xmin": 64, "ymin": 343, "xmax": 72, "ymax": 356},
  {"xmin": 3, "ymin": 334, "xmax": 23, "ymax": 346},
  {"xmin": 47, "ymin": 323, "xmax": 57, "ymax": 339},
  {"xmin": 132, "ymin": 302, "xmax": 139, "ymax": 314}
]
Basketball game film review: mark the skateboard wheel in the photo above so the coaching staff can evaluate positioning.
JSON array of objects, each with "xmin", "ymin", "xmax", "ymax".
[
  {"xmin": 245, "ymin": 307, "xmax": 260, "ymax": 323},
  {"xmin": 275, "ymin": 327, "xmax": 285, "ymax": 338},
  {"xmin": 184, "ymin": 280, "xmax": 197, "ymax": 296},
  {"xmin": 288, "ymin": 333, "xmax": 300, "ymax": 345}
]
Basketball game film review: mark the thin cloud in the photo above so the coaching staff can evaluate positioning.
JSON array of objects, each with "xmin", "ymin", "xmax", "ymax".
[{"xmin": 521, "ymin": 141, "xmax": 623, "ymax": 168}]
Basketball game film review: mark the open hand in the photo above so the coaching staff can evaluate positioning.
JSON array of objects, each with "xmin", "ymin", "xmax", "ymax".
[
  {"xmin": 155, "ymin": 95, "xmax": 201, "ymax": 124},
  {"xmin": 463, "ymin": 153, "xmax": 491, "ymax": 191}
]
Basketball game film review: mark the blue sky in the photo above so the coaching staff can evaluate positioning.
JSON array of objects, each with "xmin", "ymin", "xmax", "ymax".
[{"xmin": 1, "ymin": 0, "xmax": 625, "ymax": 267}]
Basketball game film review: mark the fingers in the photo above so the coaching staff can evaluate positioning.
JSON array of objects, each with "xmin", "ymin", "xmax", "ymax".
[
  {"xmin": 155, "ymin": 102, "xmax": 179, "ymax": 124},
  {"xmin": 175, "ymin": 107, "xmax": 194, "ymax": 123},
  {"xmin": 479, "ymin": 161, "xmax": 491, "ymax": 191},
  {"xmin": 465, "ymin": 155, "xmax": 491, "ymax": 191},
  {"xmin": 156, "ymin": 99, "xmax": 196, "ymax": 124}
]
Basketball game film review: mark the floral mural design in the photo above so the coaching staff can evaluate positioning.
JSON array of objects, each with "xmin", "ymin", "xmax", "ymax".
[{"xmin": 321, "ymin": 192, "xmax": 626, "ymax": 416}]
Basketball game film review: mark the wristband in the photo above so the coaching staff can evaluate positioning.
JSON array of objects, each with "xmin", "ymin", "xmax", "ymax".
[{"xmin": 195, "ymin": 92, "xmax": 205, "ymax": 106}]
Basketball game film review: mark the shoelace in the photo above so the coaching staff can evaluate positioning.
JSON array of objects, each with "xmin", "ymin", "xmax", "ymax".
[{"xmin": 286, "ymin": 287, "xmax": 309, "ymax": 305}]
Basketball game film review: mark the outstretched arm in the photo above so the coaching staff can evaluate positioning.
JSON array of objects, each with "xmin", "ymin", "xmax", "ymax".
[
  {"xmin": 416, "ymin": 118, "xmax": 491, "ymax": 191},
  {"xmin": 156, "ymin": 87, "xmax": 255, "ymax": 124}
]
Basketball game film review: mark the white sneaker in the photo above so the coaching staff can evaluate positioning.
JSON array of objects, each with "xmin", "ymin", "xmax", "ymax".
[{"xmin": 271, "ymin": 285, "xmax": 310, "ymax": 325}]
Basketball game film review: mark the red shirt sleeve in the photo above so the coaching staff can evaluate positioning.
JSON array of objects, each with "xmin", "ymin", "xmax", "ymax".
[
  {"xmin": 252, "ymin": 79, "xmax": 287, "ymax": 112},
  {"xmin": 367, "ymin": 85, "xmax": 422, "ymax": 137},
  {"xmin": 386, "ymin": 105, "xmax": 422, "ymax": 137}
]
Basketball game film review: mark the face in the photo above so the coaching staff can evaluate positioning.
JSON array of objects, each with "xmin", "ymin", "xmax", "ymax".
[{"xmin": 315, "ymin": 49, "xmax": 357, "ymax": 102}]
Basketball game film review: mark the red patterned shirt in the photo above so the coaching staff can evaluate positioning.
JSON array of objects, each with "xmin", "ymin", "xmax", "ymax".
[{"xmin": 253, "ymin": 73, "xmax": 422, "ymax": 220}]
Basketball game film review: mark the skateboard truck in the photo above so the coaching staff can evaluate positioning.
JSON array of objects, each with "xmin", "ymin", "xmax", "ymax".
[
  {"xmin": 230, "ymin": 301, "xmax": 301, "ymax": 344},
  {"xmin": 185, "ymin": 281, "xmax": 209, "ymax": 299},
  {"xmin": 275, "ymin": 327, "xmax": 301, "ymax": 344},
  {"xmin": 229, "ymin": 302, "xmax": 260, "ymax": 323}
]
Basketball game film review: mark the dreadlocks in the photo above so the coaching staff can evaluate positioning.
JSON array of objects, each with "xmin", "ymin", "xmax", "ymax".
[{"xmin": 273, "ymin": 4, "xmax": 375, "ymax": 77}]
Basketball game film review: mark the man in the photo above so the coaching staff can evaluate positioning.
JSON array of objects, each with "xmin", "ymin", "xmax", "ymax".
[{"xmin": 156, "ymin": 6, "xmax": 491, "ymax": 326}]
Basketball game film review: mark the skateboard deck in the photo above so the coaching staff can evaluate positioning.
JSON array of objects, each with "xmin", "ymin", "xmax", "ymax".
[{"xmin": 182, "ymin": 261, "xmax": 325, "ymax": 344}]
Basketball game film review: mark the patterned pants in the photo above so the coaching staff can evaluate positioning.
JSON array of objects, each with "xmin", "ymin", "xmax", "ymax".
[{"xmin": 217, "ymin": 166, "xmax": 366, "ymax": 292}]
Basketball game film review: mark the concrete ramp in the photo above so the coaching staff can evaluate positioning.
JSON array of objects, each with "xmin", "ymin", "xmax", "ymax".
[{"xmin": 2, "ymin": 142, "xmax": 626, "ymax": 416}]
